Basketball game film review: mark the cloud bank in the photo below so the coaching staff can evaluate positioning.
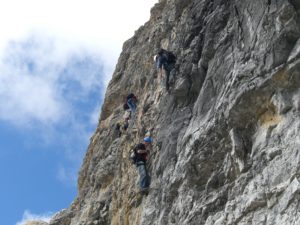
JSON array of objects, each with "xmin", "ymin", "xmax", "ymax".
[{"xmin": 0, "ymin": 33, "xmax": 104, "ymax": 126}]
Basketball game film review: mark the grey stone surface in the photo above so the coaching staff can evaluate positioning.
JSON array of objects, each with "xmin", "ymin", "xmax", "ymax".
[{"xmin": 47, "ymin": 0, "xmax": 300, "ymax": 225}]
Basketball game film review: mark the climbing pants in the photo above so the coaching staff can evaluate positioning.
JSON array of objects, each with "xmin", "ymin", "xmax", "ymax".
[
  {"xmin": 127, "ymin": 98, "xmax": 136, "ymax": 114},
  {"xmin": 163, "ymin": 63, "xmax": 174, "ymax": 91},
  {"xmin": 136, "ymin": 162, "xmax": 151, "ymax": 190}
]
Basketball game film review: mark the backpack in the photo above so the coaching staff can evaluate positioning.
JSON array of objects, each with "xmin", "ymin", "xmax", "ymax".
[
  {"xmin": 159, "ymin": 49, "xmax": 176, "ymax": 64},
  {"xmin": 129, "ymin": 143, "xmax": 147, "ymax": 164},
  {"xmin": 126, "ymin": 93, "xmax": 138, "ymax": 102},
  {"xmin": 127, "ymin": 93, "xmax": 135, "ymax": 100},
  {"xmin": 165, "ymin": 51, "xmax": 176, "ymax": 64}
]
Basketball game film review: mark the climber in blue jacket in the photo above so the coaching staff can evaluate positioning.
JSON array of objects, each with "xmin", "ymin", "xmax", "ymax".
[{"xmin": 126, "ymin": 93, "xmax": 137, "ymax": 114}]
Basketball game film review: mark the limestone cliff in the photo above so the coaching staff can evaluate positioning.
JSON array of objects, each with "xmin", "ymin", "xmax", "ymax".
[{"xmin": 47, "ymin": 0, "xmax": 300, "ymax": 224}]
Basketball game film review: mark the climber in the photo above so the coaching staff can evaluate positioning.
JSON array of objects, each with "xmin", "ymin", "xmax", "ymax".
[
  {"xmin": 154, "ymin": 49, "xmax": 176, "ymax": 91},
  {"xmin": 132, "ymin": 137, "xmax": 152, "ymax": 194},
  {"xmin": 125, "ymin": 93, "xmax": 138, "ymax": 114}
]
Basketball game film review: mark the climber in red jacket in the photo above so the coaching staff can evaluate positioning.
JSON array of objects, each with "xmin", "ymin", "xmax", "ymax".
[{"xmin": 132, "ymin": 137, "xmax": 152, "ymax": 194}]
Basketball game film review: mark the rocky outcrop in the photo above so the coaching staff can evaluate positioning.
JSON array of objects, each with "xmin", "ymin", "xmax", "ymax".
[{"xmin": 44, "ymin": 0, "xmax": 300, "ymax": 224}]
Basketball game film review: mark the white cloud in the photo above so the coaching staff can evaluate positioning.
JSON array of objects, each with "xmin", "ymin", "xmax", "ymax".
[
  {"xmin": 0, "ymin": 57, "xmax": 65, "ymax": 125},
  {"xmin": 16, "ymin": 210, "xmax": 53, "ymax": 225},
  {"xmin": 0, "ymin": 34, "xmax": 101, "ymax": 126}
]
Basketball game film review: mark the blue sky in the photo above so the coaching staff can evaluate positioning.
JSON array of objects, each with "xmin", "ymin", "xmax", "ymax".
[{"xmin": 0, "ymin": 1, "xmax": 158, "ymax": 224}]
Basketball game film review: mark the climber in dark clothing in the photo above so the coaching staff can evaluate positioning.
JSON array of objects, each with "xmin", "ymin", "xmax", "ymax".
[
  {"xmin": 155, "ymin": 49, "xmax": 176, "ymax": 91},
  {"xmin": 133, "ymin": 137, "xmax": 152, "ymax": 193}
]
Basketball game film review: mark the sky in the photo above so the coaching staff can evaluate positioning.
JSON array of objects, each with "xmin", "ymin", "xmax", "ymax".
[{"xmin": 0, "ymin": 1, "xmax": 158, "ymax": 225}]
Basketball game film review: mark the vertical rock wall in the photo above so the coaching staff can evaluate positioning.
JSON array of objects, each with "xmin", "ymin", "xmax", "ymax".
[{"xmin": 48, "ymin": 0, "xmax": 300, "ymax": 224}]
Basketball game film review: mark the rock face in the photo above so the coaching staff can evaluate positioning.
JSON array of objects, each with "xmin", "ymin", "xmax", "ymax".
[{"xmin": 46, "ymin": 0, "xmax": 300, "ymax": 225}]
